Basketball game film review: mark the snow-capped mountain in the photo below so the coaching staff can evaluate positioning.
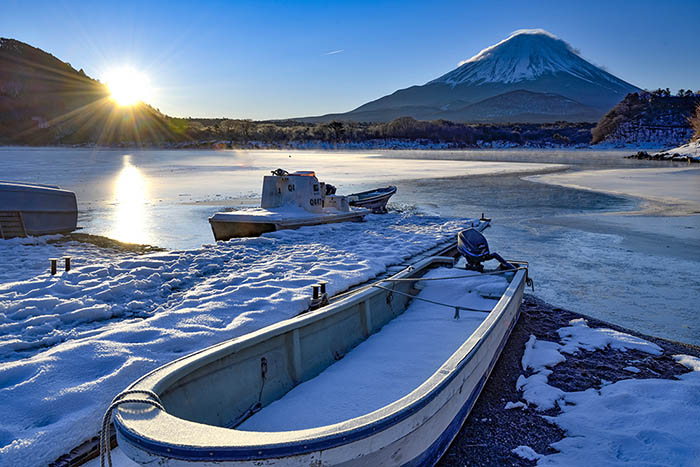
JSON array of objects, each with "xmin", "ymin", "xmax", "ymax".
[
  {"xmin": 430, "ymin": 29, "xmax": 627, "ymax": 87},
  {"xmin": 302, "ymin": 29, "xmax": 641, "ymax": 123}
]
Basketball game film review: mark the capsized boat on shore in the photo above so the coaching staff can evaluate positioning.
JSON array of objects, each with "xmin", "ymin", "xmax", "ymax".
[
  {"xmin": 111, "ymin": 228, "xmax": 527, "ymax": 466},
  {"xmin": 209, "ymin": 169, "xmax": 367, "ymax": 240},
  {"xmin": 0, "ymin": 181, "xmax": 77, "ymax": 239}
]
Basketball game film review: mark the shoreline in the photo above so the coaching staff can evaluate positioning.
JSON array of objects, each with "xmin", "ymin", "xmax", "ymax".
[
  {"xmin": 440, "ymin": 294, "xmax": 700, "ymax": 466},
  {"xmin": 64, "ymin": 295, "xmax": 700, "ymax": 466},
  {"xmin": 0, "ymin": 142, "xmax": 677, "ymax": 152}
]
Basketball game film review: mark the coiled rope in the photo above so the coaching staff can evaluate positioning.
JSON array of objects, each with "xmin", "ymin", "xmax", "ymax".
[{"xmin": 100, "ymin": 389, "xmax": 164, "ymax": 467}]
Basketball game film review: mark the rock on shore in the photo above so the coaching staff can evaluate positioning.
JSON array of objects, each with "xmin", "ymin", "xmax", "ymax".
[{"xmin": 627, "ymin": 140, "xmax": 700, "ymax": 163}]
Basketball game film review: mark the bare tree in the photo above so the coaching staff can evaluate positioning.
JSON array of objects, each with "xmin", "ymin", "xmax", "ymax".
[{"xmin": 691, "ymin": 103, "xmax": 700, "ymax": 141}]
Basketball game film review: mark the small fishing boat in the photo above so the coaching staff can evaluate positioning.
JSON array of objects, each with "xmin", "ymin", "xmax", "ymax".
[
  {"xmin": 209, "ymin": 170, "xmax": 367, "ymax": 240},
  {"xmin": 110, "ymin": 228, "xmax": 527, "ymax": 466},
  {"xmin": 347, "ymin": 186, "xmax": 397, "ymax": 213},
  {"xmin": 0, "ymin": 181, "xmax": 77, "ymax": 239}
]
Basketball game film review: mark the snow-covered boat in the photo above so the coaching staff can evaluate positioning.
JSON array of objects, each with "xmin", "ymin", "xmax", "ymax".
[
  {"xmin": 112, "ymin": 229, "xmax": 527, "ymax": 466},
  {"xmin": 0, "ymin": 181, "xmax": 77, "ymax": 238},
  {"xmin": 208, "ymin": 170, "xmax": 367, "ymax": 240},
  {"xmin": 348, "ymin": 185, "xmax": 396, "ymax": 213}
]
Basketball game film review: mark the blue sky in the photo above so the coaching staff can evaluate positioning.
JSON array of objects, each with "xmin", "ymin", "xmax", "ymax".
[{"xmin": 3, "ymin": 0, "xmax": 699, "ymax": 119}]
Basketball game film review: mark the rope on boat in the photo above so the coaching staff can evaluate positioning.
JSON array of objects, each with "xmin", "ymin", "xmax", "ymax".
[
  {"xmin": 100, "ymin": 389, "xmax": 164, "ymax": 467},
  {"xmin": 330, "ymin": 266, "xmax": 528, "ymax": 303},
  {"xmin": 229, "ymin": 357, "xmax": 268, "ymax": 429},
  {"xmin": 371, "ymin": 284, "xmax": 493, "ymax": 317},
  {"xmin": 380, "ymin": 266, "xmax": 528, "ymax": 282}
]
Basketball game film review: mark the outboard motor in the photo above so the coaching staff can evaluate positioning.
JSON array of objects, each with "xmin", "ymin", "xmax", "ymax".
[{"xmin": 457, "ymin": 228, "xmax": 515, "ymax": 272}]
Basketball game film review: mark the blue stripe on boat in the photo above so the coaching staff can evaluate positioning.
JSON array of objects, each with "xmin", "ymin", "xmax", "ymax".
[{"xmin": 115, "ymin": 297, "xmax": 521, "ymax": 463}]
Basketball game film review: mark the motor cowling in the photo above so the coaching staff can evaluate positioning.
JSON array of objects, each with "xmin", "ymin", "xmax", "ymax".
[{"xmin": 457, "ymin": 228, "xmax": 514, "ymax": 272}]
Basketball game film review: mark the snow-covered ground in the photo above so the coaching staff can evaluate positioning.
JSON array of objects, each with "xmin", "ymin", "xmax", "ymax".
[
  {"xmin": 652, "ymin": 140, "xmax": 700, "ymax": 162},
  {"xmin": 511, "ymin": 319, "xmax": 700, "ymax": 465},
  {"xmin": 0, "ymin": 213, "xmax": 476, "ymax": 466}
]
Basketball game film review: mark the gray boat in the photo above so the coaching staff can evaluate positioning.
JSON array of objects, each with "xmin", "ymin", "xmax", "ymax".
[
  {"xmin": 109, "ymin": 227, "xmax": 527, "ymax": 466},
  {"xmin": 0, "ymin": 181, "xmax": 77, "ymax": 238},
  {"xmin": 209, "ymin": 170, "xmax": 367, "ymax": 241}
]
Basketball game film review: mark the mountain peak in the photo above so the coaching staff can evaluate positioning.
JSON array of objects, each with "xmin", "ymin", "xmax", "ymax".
[
  {"xmin": 430, "ymin": 29, "xmax": 622, "ymax": 87},
  {"xmin": 460, "ymin": 29, "xmax": 571, "ymax": 65},
  {"xmin": 303, "ymin": 29, "xmax": 640, "ymax": 124}
]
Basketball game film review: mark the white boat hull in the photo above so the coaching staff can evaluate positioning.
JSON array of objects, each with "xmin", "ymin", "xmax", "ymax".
[
  {"xmin": 209, "ymin": 210, "xmax": 366, "ymax": 240},
  {"xmin": 116, "ymin": 255, "xmax": 525, "ymax": 466}
]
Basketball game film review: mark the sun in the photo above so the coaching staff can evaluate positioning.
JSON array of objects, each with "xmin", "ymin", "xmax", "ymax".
[{"xmin": 105, "ymin": 67, "xmax": 152, "ymax": 106}]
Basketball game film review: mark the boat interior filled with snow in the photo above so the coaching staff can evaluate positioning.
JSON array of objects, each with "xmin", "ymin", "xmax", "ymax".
[
  {"xmin": 113, "ymin": 229, "xmax": 527, "ymax": 466},
  {"xmin": 0, "ymin": 181, "xmax": 77, "ymax": 239},
  {"xmin": 209, "ymin": 169, "xmax": 368, "ymax": 240}
]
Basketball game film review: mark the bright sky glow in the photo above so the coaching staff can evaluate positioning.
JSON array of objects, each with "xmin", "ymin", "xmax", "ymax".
[
  {"xmin": 105, "ymin": 67, "xmax": 152, "ymax": 106},
  {"xmin": 1, "ymin": 0, "xmax": 699, "ymax": 119}
]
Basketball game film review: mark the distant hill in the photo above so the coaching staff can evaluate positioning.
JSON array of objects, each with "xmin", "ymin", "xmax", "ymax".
[
  {"xmin": 591, "ymin": 89, "xmax": 700, "ymax": 146},
  {"xmin": 300, "ymin": 29, "xmax": 640, "ymax": 124},
  {"xmin": 0, "ymin": 38, "xmax": 179, "ymax": 145},
  {"xmin": 0, "ymin": 37, "xmax": 595, "ymax": 149}
]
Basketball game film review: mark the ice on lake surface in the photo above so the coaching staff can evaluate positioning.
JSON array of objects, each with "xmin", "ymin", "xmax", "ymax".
[
  {"xmin": 0, "ymin": 147, "xmax": 563, "ymax": 248},
  {"xmin": 1, "ymin": 147, "xmax": 697, "ymax": 345}
]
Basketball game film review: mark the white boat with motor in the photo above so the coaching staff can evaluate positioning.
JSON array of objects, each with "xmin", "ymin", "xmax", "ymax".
[
  {"xmin": 107, "ymin": 227, "xmax": 529, "ymax": 466},
  {"xmin": 0, "ymin": 181, "xmax": 77, "ymax": 239},
  {"xmin": 209, "ymin": 169, "xmax": 368, "ymax": 240}
]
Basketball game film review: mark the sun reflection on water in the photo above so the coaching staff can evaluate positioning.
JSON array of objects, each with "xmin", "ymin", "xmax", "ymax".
[{"xmin": 111, "ymin": 155, "xmax": 150, "ymax": 244}]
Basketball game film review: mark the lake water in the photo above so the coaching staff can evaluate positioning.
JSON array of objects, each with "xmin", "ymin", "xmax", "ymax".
[{"xmin": 1, "ymin": 147, "xmax": 698, "ymax": 344}]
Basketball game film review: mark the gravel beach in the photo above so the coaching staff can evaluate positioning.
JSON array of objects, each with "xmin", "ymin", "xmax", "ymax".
[{"xmin": 440, "ymin": 294, "xmax": 700, "ymax": 466}]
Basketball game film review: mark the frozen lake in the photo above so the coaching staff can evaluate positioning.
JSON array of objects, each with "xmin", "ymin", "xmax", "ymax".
[
  {"xmin": 2, "ymin": 146, "xmax": 699, "ymax": 466},
  {"xmin": 1, "ymin": 146, "xmax": 698, "ymax": 346}
]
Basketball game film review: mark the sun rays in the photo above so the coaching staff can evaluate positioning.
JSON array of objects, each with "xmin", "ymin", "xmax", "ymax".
[{"xmin": 105, "ymin": 67, "xmax": 153, "ymax": 106}]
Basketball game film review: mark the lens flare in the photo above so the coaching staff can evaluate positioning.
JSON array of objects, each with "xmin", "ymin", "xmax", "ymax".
[{"xmin": 105, "ymin": 67, "xmax": 152, "ymax": 106}]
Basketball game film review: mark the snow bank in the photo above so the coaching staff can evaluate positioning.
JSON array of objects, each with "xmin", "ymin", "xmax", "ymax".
[
  {"xmin": 239, "ymin": 267, "xmax": 497, "ymax": 431},
  {"xmin": 0, "ymin": 212, "xmax": 476, "ymax": 465},
  {"xmin": 0, "ymin": 235, "xmax": 127, "ymax": 285},
  {"xmin": 517, "ymin": 320, "xmax": 662, "ymax": 411},
  {"xmin": 652, "ymin": 140, "xmax": 700, "ymax": 162},
  {"xmin": 540, "ymin": 355, "xmax": 700, "ymax": 466},
  {"xmin": 514, "ymin": 320, "xmax": 700, "ymax": 466}
]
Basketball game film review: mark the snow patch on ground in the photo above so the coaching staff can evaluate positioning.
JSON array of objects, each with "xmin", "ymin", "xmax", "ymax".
[
  {"xmin": 540, "ymin": 356, "xmax": 700, "ymax": 466},
  {"xmin": 0, "ymin": 212, "xmax": 473, "ymax": 466},
  {"xmin": 514, "ymin": 321, "xmax": 700, "ymax": 466},
  {"xmin": 517, "ymin": 320, "xmax": 663, "ymax": 411},
  {"xmin": 558, "ymin": 318, "xmax": 663, "ymax": 355},
  {"xmin": 512, "ymin": 445, "xmax": 544, "ymax": 461},
  {"xmin": 652, "ymin": 140, "xmax": 700, "ymax": 161},
  {"xmin": 0, "ymin": 235, "xmax": 127, "ymax": 285}
]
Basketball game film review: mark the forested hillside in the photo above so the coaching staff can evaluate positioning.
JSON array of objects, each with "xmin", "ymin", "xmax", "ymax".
[{"xmin": 592, "ymin": 89, "xmax": 700, "ymax": 146}]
